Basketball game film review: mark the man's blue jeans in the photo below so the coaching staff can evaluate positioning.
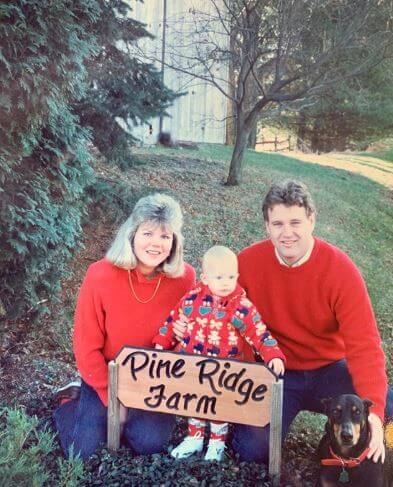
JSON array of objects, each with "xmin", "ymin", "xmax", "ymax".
[
  {"xmin": 54, "ymin": 380, "xmax": 176, "ymax": 459},
  {"xmin": 232, "ymin": 359, "xmax": 393, "ymax": 463}
]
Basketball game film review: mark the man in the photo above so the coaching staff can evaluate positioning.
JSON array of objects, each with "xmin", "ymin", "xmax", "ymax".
[{"xmin": 232, "ymin": 179, "xmax": 391, "ymax": 464}]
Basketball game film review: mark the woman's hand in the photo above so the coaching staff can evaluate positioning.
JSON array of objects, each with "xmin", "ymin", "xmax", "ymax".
[
  {"xmin": 367, "ymin": 412, "xmax": 385, "ymax": 463},
  {"xmin": 172, "ymin": 313, "xmax": 189, "ymax": 341},
  {"xmin": 267, "ymin": 358, "xmax": 285, "ymax": 377}
]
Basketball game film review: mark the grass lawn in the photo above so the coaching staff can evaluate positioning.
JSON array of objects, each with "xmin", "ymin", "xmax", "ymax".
[
  {"xmin": 357, "ymin": 138, "xmax": 393, "ymax": 164},
  {"xmin": 2, "ymin": 142, "xmax": 393, "ymax": 486}
]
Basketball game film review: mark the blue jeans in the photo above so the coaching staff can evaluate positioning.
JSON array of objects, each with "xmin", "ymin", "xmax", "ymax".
[
  {"xmin": 232, "ymin": 359, "xmax": 393, "ymax": 463},
  {"xmin": 54, "ymin": 380, "xmax": 176, "ymax": 459}
]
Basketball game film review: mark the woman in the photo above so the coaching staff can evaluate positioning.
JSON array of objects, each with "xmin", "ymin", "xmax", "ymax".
[{"xmin": 54, "ymin": 193, "xmax": 196, "ymax": 459}]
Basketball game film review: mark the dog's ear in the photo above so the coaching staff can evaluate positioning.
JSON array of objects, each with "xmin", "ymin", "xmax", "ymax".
[
  {"xmin": 363, "ymin": 398, "xmax": 374, "ymax": 413},
  {"xmin": 321, "ymin": 397, "xmax": 332, "ymax": 414}
]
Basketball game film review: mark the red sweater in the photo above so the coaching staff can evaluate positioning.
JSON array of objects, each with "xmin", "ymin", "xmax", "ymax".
[
  {"xmin": 238, "ymin": 238, "xmax": 387, "ymax": 419},
  {"xmin": 153, "ymin": 282, "xmax": 285, "ymax": 364},
  {"xmin": 73, "ymin": 258, "xmax": 196, "ymax": 406}
]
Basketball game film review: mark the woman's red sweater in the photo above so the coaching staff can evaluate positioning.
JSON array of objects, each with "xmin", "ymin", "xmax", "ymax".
[{"xmin": 73, "ymin": 258, "xmax": 196, "ymax": 406}]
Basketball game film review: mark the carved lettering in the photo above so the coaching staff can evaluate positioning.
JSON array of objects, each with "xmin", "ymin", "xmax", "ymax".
[{"xmin": 144, "ymin": 384, "xmax": 216, "ymax": 414}]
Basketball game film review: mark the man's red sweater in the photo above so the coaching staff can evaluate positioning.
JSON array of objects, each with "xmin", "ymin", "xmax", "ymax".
[
  {"xmin": 73, "ymin": 258, "xmax": 195, "ymax": 406},
  {"xmin": 238, "ymin": 237, "xmax": 387, "ymax": 419}
]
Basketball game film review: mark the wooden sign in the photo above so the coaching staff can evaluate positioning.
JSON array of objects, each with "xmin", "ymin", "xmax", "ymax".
[
  {"xmin": 114, "ymin": 346, "xmax": 277, "ymax": 426},
  {"xmin": 108, "ymin": 347, "xmax": 283, "ymax": 485}
]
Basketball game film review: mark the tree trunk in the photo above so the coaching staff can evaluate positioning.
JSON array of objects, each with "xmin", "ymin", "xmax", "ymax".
[
  {"xmin": 248, "ymin": 125, "xmax": 257, "ymax": 149},
  {"xmin": 226, "ymin": 97, "xmax": 236, "ymax": 146},
  {"xmin": 226, "ymin": 119, "xmax": 251, "ymax": 186},
  {"xmin": 296, "ymin": 112, "xmax": 306, "ymax": 150},
  {"xmin": 311, "ymin": 118, "xmax": 322, "ymax": 153}
]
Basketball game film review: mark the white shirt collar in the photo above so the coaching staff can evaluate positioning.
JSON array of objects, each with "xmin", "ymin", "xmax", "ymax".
[{"xmin": 274, "ymin": 238, "xmax": 315, "ymax": 267}]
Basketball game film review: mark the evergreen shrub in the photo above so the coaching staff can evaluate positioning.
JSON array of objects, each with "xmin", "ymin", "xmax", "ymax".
[
  {"xmin": 0, "ymin": 1, "xmax": 178, "ymax": 319},
  {"xmin": 0, "ymin": 408, "xmax": 84, "ymax": 486},
  {"xmin": 87, "ymin": 177, "xmax": 141, "ymax": 223},
  {"xmin": 0, "ymin": 1, "xmax": 99, "ymax": 318}
]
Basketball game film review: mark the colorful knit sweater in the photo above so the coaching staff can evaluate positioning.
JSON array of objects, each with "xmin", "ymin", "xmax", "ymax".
[
  {"xmin": 153, "ymin": 282, "xmax": 285, "ymax": 364},
  {"xmin": 238, "ymin": 237, "xmax": 387, "ymax": 419},
  {"xmin": 73, "ymin": 258, "xmax": 196, "ymax": 406}
]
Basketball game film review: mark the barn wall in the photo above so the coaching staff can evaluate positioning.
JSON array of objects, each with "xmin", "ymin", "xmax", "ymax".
[{"xmin": 128, "ymin": 0, "xmax": 228, "ymax": 145}]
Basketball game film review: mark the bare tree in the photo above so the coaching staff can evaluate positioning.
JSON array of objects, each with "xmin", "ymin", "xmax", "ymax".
[{"xmin": 139, "ymin": 0, "xmax": 393, "ymax": 185}]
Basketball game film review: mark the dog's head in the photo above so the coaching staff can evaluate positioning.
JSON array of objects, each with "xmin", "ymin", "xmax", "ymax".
[{"xmin": 322, "ymin": 394, "xmax": 373, "ymax": 452}]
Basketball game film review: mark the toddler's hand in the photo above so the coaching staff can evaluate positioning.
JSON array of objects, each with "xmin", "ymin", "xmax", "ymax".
[{"xmin": 267, "ymin": 358, "xmax": 285, "ymax": 377}]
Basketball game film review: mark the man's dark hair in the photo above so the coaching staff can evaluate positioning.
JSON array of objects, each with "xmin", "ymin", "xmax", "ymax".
[{"xmin": 262, "ymin": 180, "xmax": 316, "ymax": 221}]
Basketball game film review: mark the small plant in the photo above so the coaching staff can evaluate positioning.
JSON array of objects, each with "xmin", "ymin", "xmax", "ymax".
[
  {"xmin": 0, "ymin": 408, "xmax": 84, "ymax": 486},
  {"xmin": 0, "ymin": 408, "xmax": 52, "ymax": 486},
  {"xmin": 56, "ymin": 446, "xmax": 85, "ymax": 487}
]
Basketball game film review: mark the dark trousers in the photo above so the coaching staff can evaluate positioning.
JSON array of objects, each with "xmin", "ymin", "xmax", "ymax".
[{"xmin": 231, "ymin": 359, "xmax": 393, "ymax": 463}]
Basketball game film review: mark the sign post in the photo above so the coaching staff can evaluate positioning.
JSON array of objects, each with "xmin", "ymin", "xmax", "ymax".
[{"xmin": 108, "ymin": 347, "xmax": 282, "ymax": 484}]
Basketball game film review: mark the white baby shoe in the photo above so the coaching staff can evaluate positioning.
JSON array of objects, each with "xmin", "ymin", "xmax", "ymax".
[
  {"xmin": 204, "ymin": 439, "xmax": 226, "ymax": 461},
  {"xmin": 170, "ymin": 434, "xmax": 204, "ymax": 459}
]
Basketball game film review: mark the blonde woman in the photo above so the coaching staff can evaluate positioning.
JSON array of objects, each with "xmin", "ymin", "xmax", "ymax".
[{"xmin": 54, "ymin": 193, "xmax": 195, "ymax": 459}]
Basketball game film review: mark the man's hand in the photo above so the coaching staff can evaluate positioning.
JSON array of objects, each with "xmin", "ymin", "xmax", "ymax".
[
  {"xmin": 367, "ymin": 412, "xmax": 385, "ymax": 463},
  {"xmin": 172, "ymin": 314, "xmax": 189, "ymax": 341},
  {"xmin": 267, "ymin": 358, "xmax": 285, "ymax": 377}
]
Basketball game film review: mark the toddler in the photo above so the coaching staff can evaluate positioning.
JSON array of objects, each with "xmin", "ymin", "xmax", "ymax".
[{"xmin": 153, "ymin": 245, "xmax": 285, "ymax": 461}]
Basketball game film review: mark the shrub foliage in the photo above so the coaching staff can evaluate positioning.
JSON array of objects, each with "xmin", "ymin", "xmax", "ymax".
[
  {"xmin": 0, "ymin": 408, "xmax": 84, "ymax": 486},
  {"xmin": 0, "ymin": 1, "xmax": 175, "ymax": 318},
  {"xmin": 0, "ymin": 1, "xmax": 99, "ymax": 318}
]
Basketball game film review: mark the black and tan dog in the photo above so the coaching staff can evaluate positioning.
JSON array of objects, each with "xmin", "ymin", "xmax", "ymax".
[{"xmin": 317, "ymin": 394, "xmax": 383, "ymax": 486}]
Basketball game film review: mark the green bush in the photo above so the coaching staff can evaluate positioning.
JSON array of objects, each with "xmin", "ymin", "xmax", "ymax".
[
  {"xmin": 0, "ymin": 1, "xmax": 179, "ymax": 319},
  {"xmin": 0, "ymin": 408, "xmax": 84, "ymax": 486},
  {"xmin": 0, "ymin": 1, "xmax": 99, "ymax": 319}
]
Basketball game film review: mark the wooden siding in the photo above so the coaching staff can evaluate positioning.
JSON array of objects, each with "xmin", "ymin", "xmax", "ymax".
[{"xmin": 129, "ymin": 0, "xmax": 228, "ymax": 144}]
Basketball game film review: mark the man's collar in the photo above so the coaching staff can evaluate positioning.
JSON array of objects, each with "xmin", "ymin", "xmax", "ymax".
[{"xmin": 274, "ymin": 238, "xmax": 315, "ymax": 267}]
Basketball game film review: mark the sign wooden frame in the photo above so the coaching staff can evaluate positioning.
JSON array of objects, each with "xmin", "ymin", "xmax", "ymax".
[{"xmin": 107, "ymin": 347, "xmax": 283, "ymax": 485}]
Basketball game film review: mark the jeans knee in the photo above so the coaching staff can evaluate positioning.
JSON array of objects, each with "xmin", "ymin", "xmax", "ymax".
[
  {"xmin": 54, "ymin": 382, "xmax": 108, "ymax": 460},
  {"xmin": 126, "ymin": 424, "xmax": 168, "ymax": 455},
  {"xmin": 232, "ymin": 424, "xmax": 269, "ymax": 464},
  {"xmin": 124, "ymin": 411, "xmax": 175, "ymax": 455}
]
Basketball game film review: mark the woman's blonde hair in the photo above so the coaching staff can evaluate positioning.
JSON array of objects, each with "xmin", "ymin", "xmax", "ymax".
[{"xmin": 106, "ymin": 193, "xmax": 185, "ymax": 277}]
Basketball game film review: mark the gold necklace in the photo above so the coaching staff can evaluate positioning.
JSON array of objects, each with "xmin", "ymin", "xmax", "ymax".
[{"xmin": 128, "ymin": 270, "xmax": 162, "ymax": 304}]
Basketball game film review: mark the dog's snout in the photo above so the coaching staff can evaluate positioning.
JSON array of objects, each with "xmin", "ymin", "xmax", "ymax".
[{"xmin": 340, "ymin": 428, "xmax": 353, "ymax": 443}]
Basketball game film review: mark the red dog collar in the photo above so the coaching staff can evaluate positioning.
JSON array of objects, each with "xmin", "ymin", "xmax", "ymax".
[{"xmin": 321, "ymin": 446, "xmax": 370, "ymax": 468}]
